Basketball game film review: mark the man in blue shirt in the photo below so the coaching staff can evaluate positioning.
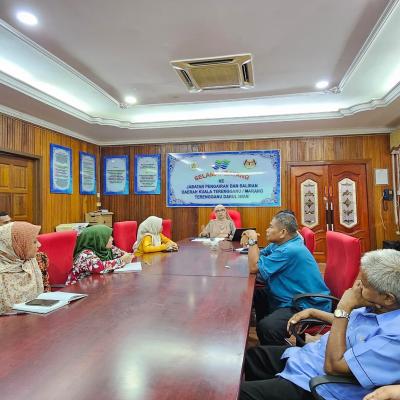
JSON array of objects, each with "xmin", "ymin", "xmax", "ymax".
[
  {"xmin": 242, "ymin": 212, "xmax": 330, "ymax": 345},
  {"xmin": 239, "ymin": 249, "xmax": 400, "ymax": 400}
]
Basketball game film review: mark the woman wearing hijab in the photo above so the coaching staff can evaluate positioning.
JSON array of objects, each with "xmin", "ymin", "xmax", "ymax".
[
  {"xmin": 199, "ymin": 204, "xmax": 236, "ymax": 239},
  {"xmin": 0, "ymin": 222, "xmax": 44, "ymax": 313},
  {"xmin": 133, "ymin": 216, "xmax": 178, "ymax": 256},
  {"xmin": 66, "ymin": 224, "xmax": 134, "ymax": 285}
]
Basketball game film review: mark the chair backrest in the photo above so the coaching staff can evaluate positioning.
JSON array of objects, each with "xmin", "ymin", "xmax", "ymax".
[
  {"xmin": 209, "ymin": 209, "xmax": 242, "ymax": 228},
  {"xmin": 162, "ymin": 219, "xmax": 172, "ymax": 238},
  {"xmin": 300, "ymin": 226, "xmax": 316, "ymax": 254},
  {"xmin": 324, "ymin": 231, "xmax": 361, "ymax": 298},
  {"xmin": 113, "ymin": 221, "xmax": 138, "ymax": 252},
  {"xmin": 37, "ymin": 231, "xmax": 77, "ymax": 285}
]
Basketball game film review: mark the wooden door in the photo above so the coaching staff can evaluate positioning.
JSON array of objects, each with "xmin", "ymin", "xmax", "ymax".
[
  {"xmin": 290, "ymin": 165, "xmax": 329, "ymax": 261},
  {"xmin": 289, "ymin": 162, "xmax": 371, "ymax": 260},
  {"xmin": 0, "ymin": 153, "xmax": 35, "ymax": 223},
  {"xmin": 329, "ymin": 164, "xmax": 370, "ymax": 253}
]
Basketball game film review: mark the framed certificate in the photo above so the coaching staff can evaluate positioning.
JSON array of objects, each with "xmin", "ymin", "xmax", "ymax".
[
  {"xmin": 50, "ymin": 144, "xmax": 72, "ymax": 194},
  {"xmin": 134, "ymin": 154, "xmax": 161, "ymax": 194},
  {"xmin": 79, "ymin": 152, "xmax": 96, "ymax": 195},
  {"xmin": 103, "ymin": 155, "xmax": 129, "ymax": 195}
]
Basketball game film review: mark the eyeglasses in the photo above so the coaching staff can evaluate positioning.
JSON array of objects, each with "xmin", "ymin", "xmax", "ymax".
[{"xmin": 215, "ymin": 209, "xmax": 226, "ymax": 212}]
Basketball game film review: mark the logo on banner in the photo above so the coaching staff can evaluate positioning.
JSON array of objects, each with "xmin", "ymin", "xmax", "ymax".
[{"xmin": 212, "ymin": 159, "xmax": 230, "ymax": 170}]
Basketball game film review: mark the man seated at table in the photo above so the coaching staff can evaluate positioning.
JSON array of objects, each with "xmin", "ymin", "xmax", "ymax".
[
  {"xmin": 0, "ymin": 211, "xmax": 11, "ymax": 225},
  {"xmin": 241, "ymin": 212, "xmax": 330, "ymax": 345},
  {"xmin": 239, "ymin": 249, "xmax": 400, "ymax": 400}
]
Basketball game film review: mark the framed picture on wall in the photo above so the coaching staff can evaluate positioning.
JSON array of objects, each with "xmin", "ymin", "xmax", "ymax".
[
  {"xmin": 134, "ymin": 154, "xmax": 161, "ymax": 194},
  {"xmin": 50, "ymin": 143, "xmax": 73, "ymax": 194},
  {"xmin": 103, "ymin": 155, "xmax": 129, "ymax": 195},
  {"xmin": 79, "ymin": 152, "xmax": 96, "ymax": 195}
]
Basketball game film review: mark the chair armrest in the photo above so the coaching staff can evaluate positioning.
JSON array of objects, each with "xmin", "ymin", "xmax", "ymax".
[
  {"xmin": 288, "ymin": 318, "xmax": 329, "ymax": 347},
  {"xmin": 309, "ymin": 375, "xmax": 358, "ymax": 400},
  {"xmin": 293, "ymin": 293, "xmax": 340, "ymax": 311}
]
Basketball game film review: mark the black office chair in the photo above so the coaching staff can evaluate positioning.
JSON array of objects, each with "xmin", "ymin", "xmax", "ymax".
[
  {"xmin": 309, "ymin": 375, "xmax": 359, "ymax": 400},
  {"xmin": 288, "ymin": 316, "xmax": 334, "ymax": 347}
]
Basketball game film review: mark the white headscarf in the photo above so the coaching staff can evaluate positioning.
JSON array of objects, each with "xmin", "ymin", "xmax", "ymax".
[{"xmin": 133, "ymin": 216, "xmax": 162, "ymax": 251}]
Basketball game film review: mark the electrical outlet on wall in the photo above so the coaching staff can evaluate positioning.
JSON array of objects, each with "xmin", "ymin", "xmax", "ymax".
[{"xmin": 383, "ymin": 189, "xmax": 394, "ymax": 201}]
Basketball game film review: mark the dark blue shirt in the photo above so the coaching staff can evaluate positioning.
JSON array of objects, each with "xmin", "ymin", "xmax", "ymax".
[{"xmin": 258, "ymin": 235, "xmax": 330, "ymax": 311}]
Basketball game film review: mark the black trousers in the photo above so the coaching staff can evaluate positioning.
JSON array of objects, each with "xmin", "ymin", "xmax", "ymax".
[
  {"xmin": 239, "ymin": 345, "xmax": 313, "ymax": 400},
  {"xmin": 254, "ymin": 287, "xmax": 298, "ymax": 345}
]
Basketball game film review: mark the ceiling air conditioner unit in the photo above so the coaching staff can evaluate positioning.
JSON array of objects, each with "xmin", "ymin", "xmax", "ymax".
[{"xmin": 171, "ymin": 53, "xmax": 254, "ymax": 92}]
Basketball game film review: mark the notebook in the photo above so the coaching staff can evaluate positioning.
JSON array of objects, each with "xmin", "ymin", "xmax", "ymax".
[
  {"xmin": 12, "ymin": 292, "xmax": 87, "ymax": 314},
  {"xmin": 113, "ymin": 262, "xmax": 142, "ymax": 273},
  {"xmin": 230, "ymin": 228, "xmax": 256, "ymax": 242}
]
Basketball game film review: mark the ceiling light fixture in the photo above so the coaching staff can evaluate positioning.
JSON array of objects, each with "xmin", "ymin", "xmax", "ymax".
[
  {"xmin": 315, "ymin": 80, "xmax": 329, "ymax": 90},
  {"xmin": 16, "ymin": 11, "xmax": 38, "ymax": 26},
  {"xmin": 124, "ymin": 95, "xmax": 137, "ymax": 104}
]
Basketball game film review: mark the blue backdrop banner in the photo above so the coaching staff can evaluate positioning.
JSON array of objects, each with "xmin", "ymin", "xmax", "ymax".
[{"xmin": 167, "ymin": 150, "xmax": 280, "ymax": 207}]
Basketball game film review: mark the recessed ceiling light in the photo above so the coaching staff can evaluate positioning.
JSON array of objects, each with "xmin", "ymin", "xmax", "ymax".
[
  {"xmin": 315, "ymin": 80, "xmax": 329, "ymax": 90},
  {"xmin": 124, "ymin": 95, "xmax": 137, "ymax": 104},
  {"xmin": 16, "ymin": 11, "xmax": 38, "ymax": 26}
]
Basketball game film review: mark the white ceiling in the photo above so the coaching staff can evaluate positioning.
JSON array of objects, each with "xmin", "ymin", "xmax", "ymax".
[{"xmin": 0, "ymin": 0, "xmax": 400, "ymax": 144}]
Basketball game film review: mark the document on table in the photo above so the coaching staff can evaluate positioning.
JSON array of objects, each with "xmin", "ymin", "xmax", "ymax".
[
  {"xmin": 12, "ymin": 292, "xmax": 87, "ymax": 314},
  {"xmin": 191, "ymin": 238, "xmax": 225, "ymax": 243},
  {"xmin": 114, "ymin": 262, "xmax": 142, "ymax": 272}
]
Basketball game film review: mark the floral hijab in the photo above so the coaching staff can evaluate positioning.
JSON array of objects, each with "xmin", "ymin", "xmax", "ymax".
[
  {"xmin": 0, "ymin": 222, "xmax": 44, "ymax": 313},
  {"xmin": 0, "ymin": 222, "xmax": 41, "ymax": 273}
]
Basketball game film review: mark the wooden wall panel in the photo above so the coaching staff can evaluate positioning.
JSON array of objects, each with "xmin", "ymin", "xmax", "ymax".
[
  {"xmin": 0, "ymin": 110, "xmax": 395, "ymax": 247},
  {"xmin": 0, "ymin": 113, "xmax": 100, "ymax": 233},
  {"xmin": 101, "ymin": 134, "xmax": 395, "ymax": 249}
]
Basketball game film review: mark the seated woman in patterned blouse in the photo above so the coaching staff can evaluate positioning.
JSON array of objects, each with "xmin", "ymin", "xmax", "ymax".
[
  {"xmin": 133, "ymin": 216, "xmax": 178, "ymax": 256},
  {"xmin": 0, "ymin": 221, "xmax": 45, "ymax": 313},
  {"xmin": 66, "ymin": 225, "xmax": 134, "ymax": 285}
]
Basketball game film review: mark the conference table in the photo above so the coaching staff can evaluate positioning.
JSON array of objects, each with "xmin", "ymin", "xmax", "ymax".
[{"xmin": 0, "ymin": 239, "xmax": 255, "ymax": 400}]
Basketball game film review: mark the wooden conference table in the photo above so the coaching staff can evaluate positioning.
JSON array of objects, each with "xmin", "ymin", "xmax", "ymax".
[{"xmin": 0, "ymin": 239, "xmax": 255, "ymax": 400}]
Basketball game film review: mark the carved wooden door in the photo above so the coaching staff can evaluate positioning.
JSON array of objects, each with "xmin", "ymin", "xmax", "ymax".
[
  {"xmin": 289, "ymin": 163, "xmax": 370, "ymax": 261},
  {"xmin": 0, "ymin": 153, "xmax": 34, "ymax": 223}
]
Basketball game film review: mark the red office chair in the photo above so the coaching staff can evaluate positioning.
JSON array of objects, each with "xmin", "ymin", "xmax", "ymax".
[
  {"xmin": 291, "ymin": 231, "xmax": 361, "ymax": 345},
  {"xmin": 113, "ymin": 221, "xmax": 138, "ymax": 252},
  {"xmin": 209, "ymin": 209, "xmax": 242, "ymax": 228},
  {"xmin": 37, "ymin": 231, "xmax": 77, "ymax": 286},
  {"xmin": 300, "ymin": 226, "xmax": 316, "ymax": 254},
  {"xmin": 162, "ymin": 219, "xmax": 172, "ymax": 238}
]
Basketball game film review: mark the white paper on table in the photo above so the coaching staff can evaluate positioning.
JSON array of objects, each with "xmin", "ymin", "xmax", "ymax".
[
  {"xmin": 191, "ymin": 237, "xmax": 225, "ymax": 243},
  {"xmin": 235, "ymin": 247, "xmax": 246, "ymax": 252},
  {"xmin": 114, "ymin": 262, "xmax": 142, "ymax": 273}
]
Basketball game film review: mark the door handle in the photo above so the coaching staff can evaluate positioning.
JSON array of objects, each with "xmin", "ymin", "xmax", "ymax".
[
  {"xmin": 324, "ymin": 196, "xmax": 330, "ymax": 231},
  {"xmin": 330, "ymin": 201, "xmax": 334, "ymax": 231}
]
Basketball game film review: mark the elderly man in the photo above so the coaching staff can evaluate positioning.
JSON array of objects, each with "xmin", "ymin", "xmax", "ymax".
[
  {"xmin": 240, "ymin": 249, "xmax": 400, "ymax": 400},
  {"xmin": 0, "ymin": 211, "xmax": 11, "ymax": 225},
  {"xmin": 241, "ymin": 212, "xmax": 330, "ymax": 345}
]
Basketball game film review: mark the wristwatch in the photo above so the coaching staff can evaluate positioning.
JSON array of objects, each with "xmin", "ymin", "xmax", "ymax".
[
  {"xmin": 248, "ymin": 238, "xmax": 258, "ymax": 246},
  {"xmin": 333, "ymin": 309, "xmax": 350, "ymax": 320}
]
